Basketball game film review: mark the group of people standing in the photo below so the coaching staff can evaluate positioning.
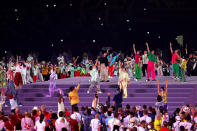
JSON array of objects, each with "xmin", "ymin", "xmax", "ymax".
[
  {"xmin": 97, "ymin": 42, "xmax": 196, "ymax": 82},
  {"xmin": 0, "ymin": 42, "xmax": 197, "ymax": 111},
  {"xmin": 85, "ymin": 42, "xmax": 197, "ymax": 100}
]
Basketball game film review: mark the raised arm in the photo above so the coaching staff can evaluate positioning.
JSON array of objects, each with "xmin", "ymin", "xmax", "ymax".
[
  {"xmin": 16, "ymin": 56, "xmax": 19, "ymax": 65},
  {"xmin": 145, "ymin": 42, "xmax": 150, "ymax": 52},
  {"xmin": 94, "ymin": 59, "xmax": 98, "ymax": 67},
  {"xmin": 133, "ymin": 44, "xmax": 136, "ymax": 54},
  {"xmin": 157, "ymin": 80, "xmax": 160, "ymax": 94},
  {"xmin": 74, "ymin": 56, "xmax": 79, "ymax": 63},
  {"xmin": 165, "ymin": 80, "xmax": 168, "ymax": 94},
  {"xmin": 107, "ymin": 49, "xmax": 109, "ymax": 54},
  {"xmin": 185, "ymin": 48, "xmax": 188, "ymax": 55},
  {"xmin": 76, "ymin": 80, "xmax": 80, "ymax": 91},
  {"xmin": 169, "ymin": 42, "xmax": 173, "ymax": 54},
  {"xmin": 179, "ymin": 106, "xmax": 184, "ymax": 116}
]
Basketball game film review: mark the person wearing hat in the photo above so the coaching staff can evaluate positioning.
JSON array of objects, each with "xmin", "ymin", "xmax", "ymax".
[{"xmin": 133, "ymin": 43, "xmax": 142, "ymax": 81}]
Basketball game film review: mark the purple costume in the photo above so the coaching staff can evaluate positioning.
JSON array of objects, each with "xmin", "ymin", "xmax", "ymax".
[{"xmin": 46, "ymin": 70, "xmax": 64, "ymax": 97}]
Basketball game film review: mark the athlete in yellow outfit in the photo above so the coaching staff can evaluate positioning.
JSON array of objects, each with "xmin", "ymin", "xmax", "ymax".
[{"xmin": 158, "ymin": 80, "xmax": 168, "ymax": 109}]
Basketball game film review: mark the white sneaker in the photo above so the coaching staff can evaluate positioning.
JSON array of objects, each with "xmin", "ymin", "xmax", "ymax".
[
  {"xmin": 146, "ymin": 79, "xmax": 150, "ymax": 82},
  {"xmin": 98, "ymin": 91, "xmax": 102, "ymax": 94},
  {"xmin": 134, "ymin": 78, "xmax": 138, "ymax": 82},
  {"xmin": 87, "ymin": 91, "xmax": 90, "ymax": 94},
  {"xmin": 5, "ymin": 104, "xmax": 8, "ymax": 107}
]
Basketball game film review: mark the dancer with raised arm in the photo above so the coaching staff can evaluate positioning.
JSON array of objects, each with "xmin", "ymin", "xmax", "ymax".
[
  {"xmin": 68, "ymin": 80, "xmax": 80, "ymax": 112},
  {"xmin": 158, "ymin": 80, "xmax": 168, "ymax": 109},
  {"xmin": 170, "ymin": 42, "xmax": 181, "ymax": 80},
  {"xmin": 73, "ymin": 56, "xmax": 79, "ymax": 66},
  {"xmin": 14, "ymin": 56, "xmax": 23, "ymax": 89},
  {"xmin": 133, "ymin": 43, "xmax": 141, "ymax": 81},
  {"xmin": 146, "ymin": 42, "xmax": 157, "ymax": 81},
  {"xmin": 87, "ymin": 59, "xmax": 102, "ymax": 94},
  {"xmin": 107, "ymin": 52, "xmax": 119, "ymax": 78},
  {"xmin": 46, "ymin": 65, "xmax": 64, "ymax": 97}
]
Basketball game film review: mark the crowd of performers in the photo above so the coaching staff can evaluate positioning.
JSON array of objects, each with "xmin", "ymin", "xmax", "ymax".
[{"xmin": 0, "ymin": 42, "xmax": 197, "ymax": 108}]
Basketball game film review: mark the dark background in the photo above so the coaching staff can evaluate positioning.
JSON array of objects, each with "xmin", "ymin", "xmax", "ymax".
[{"xmin": 0, "ymin": 0, "xmax": 197, "ymax": 61}]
